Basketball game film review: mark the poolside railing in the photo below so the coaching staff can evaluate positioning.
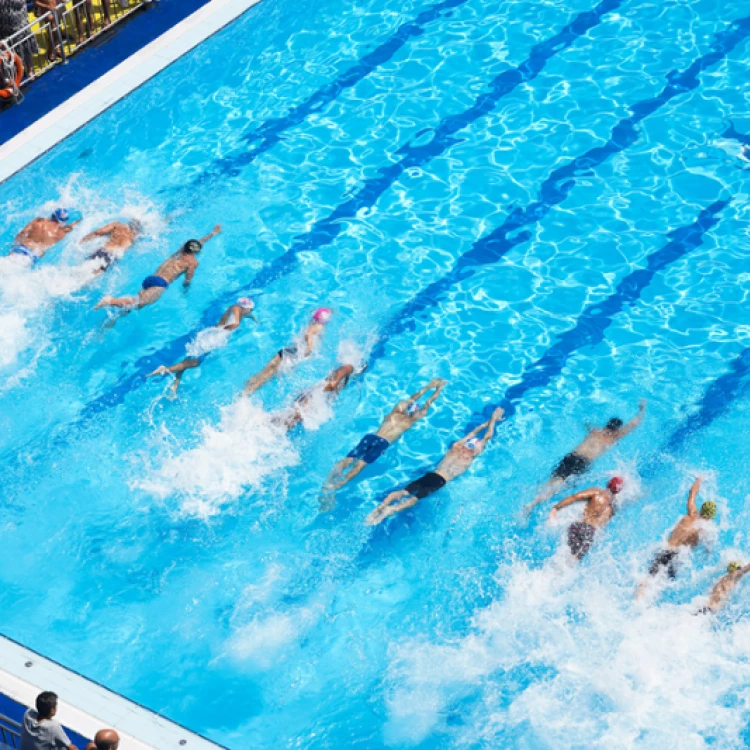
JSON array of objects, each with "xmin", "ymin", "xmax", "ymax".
[
  {"xmin": 1, "ymin": 0, "xmax": 149, "ymax": 101},
  {"xmin": 0, "ymin": 713, "xmax": 21, "ymax": 750}
]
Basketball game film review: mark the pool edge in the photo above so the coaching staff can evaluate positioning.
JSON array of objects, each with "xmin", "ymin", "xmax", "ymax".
[{"xmin": 0, "ymin": 0, "xmax": 263, "ymax": 186}]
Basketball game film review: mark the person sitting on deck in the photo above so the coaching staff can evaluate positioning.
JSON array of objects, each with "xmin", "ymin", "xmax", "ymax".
[
  {"xmin": 365, "ymin": 407, "xmax": 504, "ymax": 526},
  {"xmin": 20, "ymin": 691, "xmax": 77, "ymax": 750}
]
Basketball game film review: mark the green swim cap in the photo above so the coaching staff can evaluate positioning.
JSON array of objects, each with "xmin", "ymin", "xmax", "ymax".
[
  {"xmin": 700, "ymin": 501, "xmax": 716, "ymax": 519},
  {"xmin": 728, "ymin": 561, "xmax": 741, "ymax": 574}
]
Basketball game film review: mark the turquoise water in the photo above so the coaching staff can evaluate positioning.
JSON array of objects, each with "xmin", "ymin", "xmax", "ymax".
[{"xmin": 1, "ymin": 0, "xmax": 750, "ymax": 746}]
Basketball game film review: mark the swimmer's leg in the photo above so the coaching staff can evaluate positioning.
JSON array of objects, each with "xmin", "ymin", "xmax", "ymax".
[
  {"xmin": 326, "ymin": 458, "xmax": 367, "ymax": 491},
  {"xmin": 524, "ymin": 477, "xmax": 566, "ymax": 515},
  {"xmin": 243, "ymin": 353, "xmax": 282, "ymax": 396},
  {"xmin": 95, "ymin": 294, "xmax": 138, "ymax": 310},
  {"xmin": 148, "ymin": 358, "xmax": 201, "ymax": 394},
  {"xmin": 365, "ymin": 490, "xmax": 414, "ymax": 526}
]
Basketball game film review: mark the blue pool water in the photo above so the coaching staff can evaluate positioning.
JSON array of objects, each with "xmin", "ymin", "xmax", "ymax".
[{"xmin": 1, "ymin": 0, "xmax": 750, "ymax": 746}]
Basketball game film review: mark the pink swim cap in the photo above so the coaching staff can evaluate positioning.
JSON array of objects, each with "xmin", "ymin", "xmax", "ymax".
[
  {"xmin": 238, "ymin": 297, "xmax": 254, "ymax": 311},
  {"xmin": 313, "ymin": 307, "xmax": 332, "ymax": 323},
  {"xmin": 607, "ymin": 476, "xmax": 624, "ymax": 494}
]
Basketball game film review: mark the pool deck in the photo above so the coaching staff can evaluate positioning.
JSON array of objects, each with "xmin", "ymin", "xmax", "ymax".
[
  {"xmin": 0, "ymin": 0, "xmax": 263, "ymax": 186},
  {"xmin": 0, "ymin": 635, "xmax": 226, "ymax": 748}
]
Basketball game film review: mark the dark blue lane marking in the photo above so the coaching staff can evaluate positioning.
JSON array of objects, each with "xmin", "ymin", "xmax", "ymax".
[
  {"xmin": 186, "ymin": 0, "xmax": 471, "ymax": 188},
  {"xmin": 83, "ymin": 0, "xmax": 623, "ymax": 418},
  {"xmin": 466, "ymin": 199, "xmax": 729, "ymax": 428},
  {"xmin": 665, "ymin": 347, "xmax": 750, "ymax": 451},
  {"xmin": 369, "ymin": 14, "xmax": 750, "ymax": 364}
]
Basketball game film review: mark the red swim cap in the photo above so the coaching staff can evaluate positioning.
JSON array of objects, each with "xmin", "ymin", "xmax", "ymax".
[{"xmin": 607, "ymin": 476, "xmax": 624, "ymax": 494}]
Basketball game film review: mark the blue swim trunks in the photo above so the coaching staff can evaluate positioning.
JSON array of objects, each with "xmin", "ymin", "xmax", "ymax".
[
  {"xmin": 10, "ymin": 244, "xmax": 39, "ymax": 264},
  {"xmin": 142, "ymin": 275, "xmax": 169, "ymax": 290},
  {"xmin": 347, "ymin": 433, "xmax": 390, "ymax": 464}
]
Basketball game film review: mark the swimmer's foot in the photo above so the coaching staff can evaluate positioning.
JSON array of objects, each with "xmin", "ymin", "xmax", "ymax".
[
  {"xmin": 94, "ymin": 296, "xmax": 113, "ymax": 310},
  {"xmin": 365, "ymin": 504, "xmax": 392, "ymax": 526},
  {"xmin": 147, "ymin": 366, "xmax": 170, "ymax": 378}
]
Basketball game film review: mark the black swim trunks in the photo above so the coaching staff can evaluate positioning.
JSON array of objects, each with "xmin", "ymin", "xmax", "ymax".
[
  {"xmin": 567, "ymin": 521, "xmax": 596, "ymax": 559},
  {"xmin": 552, "ymin": 452, "xmax": 591, "ymax": 480},
  {"xmin": 648, "ymin": 548, "xmax": 680, "ymax": 580},
  {"xmin": 89, "ymin": 248, "xmax": 115, "ymax": 270},
  {"xmin": 404, "ymin": 471, "xmax": 447, "ymax": 501},
  {"xmin": 278, "ymin": 345, "xmax": 299, "ymax": 360}
]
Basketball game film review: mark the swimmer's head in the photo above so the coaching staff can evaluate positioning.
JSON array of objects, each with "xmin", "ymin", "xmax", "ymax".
[
  {"xmin": 728, "ymin": 561, "xmax": 742, "ymax": 574},
  {"xmin": 465, "ymin": 437, "xmax": 481, "ymax": 452},
  {"xmin": 313, "ymin": 307, "xmax": 332, "ymax": 324},
  {"xmin": 607, "ymin": 476, "xmax": 624, "ymax": 495},
  {"xmin": 405, "ymin": 402, "xmax": 420, "ymax": 417},
  {"xmin": 700, "ymin": 501, "xmax": 717, "ymax": 520},
  {"xmin": 182, "ymin": 239, "xmax": 203, "ymax": 254},
  {"xmin": 238, "ymin": 297, "xmax": 255, "ymax": 311},
  {"xmin": 129, "ymin": 219, "xmax": 144, "ymax": 235},
  {"xmin": 605, "ymin": 418, "xmax": 624, "ymax": 433},
  {"xmin": 51, "ymin": 208, "xmax": 70, "ymax": 224}
]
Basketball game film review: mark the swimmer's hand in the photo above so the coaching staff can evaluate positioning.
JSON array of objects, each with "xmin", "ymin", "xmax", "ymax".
[{"xmin": 548, "ymin": 508, "xmax": 559, "ymax": 524}]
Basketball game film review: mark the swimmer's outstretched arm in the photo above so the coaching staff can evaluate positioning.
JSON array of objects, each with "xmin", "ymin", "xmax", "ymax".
[
  {"xmin": 81, "ymin": 223, "xmax": 115, "ymax": 242},
  {"xmin": 419, "ymin": 378, "xmax": 447, "ymax": 413},
  {"xmin": 479, "ymin": 407, "xmax": 504, "ymax": 445},
  {"xmin": 365, "ymin": 489, "xmax": 414, "ymax": 526},
  {"xmin": 549, "ymin": 489, "xmax": 595, "ymax": 520},
  {"xmin": 199, "ymin": 224, "xmax": 222, "ymax": 245},
  {"xmin": 615, "ymin": 399, "xmax": 647, "ymax": 440},
  {"xmin": 686, "ymin": 477, "xmax": 703, "ymax": 516}
]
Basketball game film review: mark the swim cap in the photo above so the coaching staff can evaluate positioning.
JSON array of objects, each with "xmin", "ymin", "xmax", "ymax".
[
  {"xmin": 238, "ymin": 297, "xmax": 255, "ymax": 311},
  {"xmin": 129, "ymin": 219, "xmax": 144, "ymax": 234},
  {"xmin": 313, "ymin": 307, "xmax": 332, "ymax": 323},
  {"xmin": 51, "ymin": 208, "xmax": 70, "ymax": 223},
  {"xmin": 182, "ymin": 239, "xmax": 202, "ymax": 253},
  {"xmin": 607, "ymin": 476, "xmax": 624, "ymax": 494},
  {"xmin": 728, "ymin": 561, "xmax": 741, "ymax": 574},
  {"xmin": 605, "ymin": 418, "xmax": 624, "ymax": 432},
  {"xmin": 406, "ymin": 402, "xmax": 420, "ymax": 416},
  {"xmin": 700, "ymin": 501, "xmax": 717, "ymax": 520},
  {"xmin": 465, "ymin": 437, "xmax": 480, "ymax": 451}
]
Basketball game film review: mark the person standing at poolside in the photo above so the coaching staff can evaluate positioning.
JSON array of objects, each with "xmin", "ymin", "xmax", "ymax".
[
  {"xmin": 525, "ymin": 400, "xmax": 646, "ymax": 512},
  {"xmin": 7, "ymin": 209, "xmax": 81, "ymax": 266},
  {"xmin": 365, "ymin": 407, "xmax": 504, "ymax": 526},
  {"xmin": 273, "ymin": 363, "xmax": 361, "ymax": 431},
  {"xmin": 147, "ymin": 297, "xmax": 258, "ymax": 393},
  {"xmin": 81, "ymin": 219, "xmax": 144, "ymax": 275},
  {"xmin": 696, "ymin": 561, "xmax": 750, "ymax": 615},
  {"xmin": 243, "ymin": 307, "xmax": 333, "ymax": 395},
  {"xmin": 548, "ymin": 477, "xmax": 624, "ymax": 561},
  {"xmin": 635, "ymin": 477, "xmax": 716, "ymax": 599},
  {"xmin": 324, "ymin": 378, "xmax": 447, "ymax": 492},
  {"xmin": 94, "ymin": 225, "xmax": 221, "ymax": 311},
  {"xmin": 20, "ymin": 691, "xmax": 77, "ymax": 750}
]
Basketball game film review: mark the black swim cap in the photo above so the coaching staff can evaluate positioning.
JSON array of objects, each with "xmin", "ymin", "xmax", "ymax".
[
  {"xmin": 605, "ymin": 418, "xmax": 624, "ymax": 432},
  {"xmin": 183, "ymin": 239, "xmax": 202, "ymax": 253}
]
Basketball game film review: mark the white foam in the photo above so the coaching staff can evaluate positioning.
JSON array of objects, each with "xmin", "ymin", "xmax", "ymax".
[
  {"xmin": 185, "ymin": 326, "xmax": 233, "ymax": 358},
  {"xmin": 138, "ymin": 397, "xmax": 299, "ymax": 517}
]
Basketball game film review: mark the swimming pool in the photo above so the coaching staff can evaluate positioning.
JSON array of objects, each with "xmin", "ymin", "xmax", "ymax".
[{"xmin": 1, "ymin": 0, "xmax": 750, "ymax": 745}]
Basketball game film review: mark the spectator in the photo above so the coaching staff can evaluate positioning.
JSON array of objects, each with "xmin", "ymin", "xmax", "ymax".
[
  {"xmin": 0, "ymin": 0, "xmax": 37, "ymax": 78},
  {"xmin": 20, "ymin": 691, "xmax": 76, "ymax": 750},
  {"xmin": 84, "ymin": 729, "xmax": 120, "ymax": 750}
]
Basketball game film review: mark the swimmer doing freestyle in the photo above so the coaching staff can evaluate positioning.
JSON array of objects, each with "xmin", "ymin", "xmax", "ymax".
[
  {"xmin": 81, "ymin": 219, "xmax": 144, "ymax": 275},
  {"xmin": 243, "ymin": 307, "xmax": 333, "ymax": 396},
  {"xmin": 8, "ymin": 208, "xmax": 81, "ymax": 265},
  {"xmin": 94, "ymin": 224, "xmax": 221, "ymax": 311},
  {"xmin": 549, "ymin": 476, "xmax": 625, "ymax": 561},
  {"xmin": 324, "ymin": 378, "xmax": 446, "ymax": 492},
  {"xmin": 696, "ymin": 560, "xmax": 750, "ymax": 615},
  {"xmin": 365, "ymin": 407, "xmax": 504, "ymax": 526},
  {"xmin": 526, "ymin": 399, "xmax": 646, "ymax": 513},
  {"xmin": 635, "ymin": 477, "xmax": 716, "ymax": 600},
  {"xmin": 147, "ymin": 297, "xmax": 258, "ymax": 393}
]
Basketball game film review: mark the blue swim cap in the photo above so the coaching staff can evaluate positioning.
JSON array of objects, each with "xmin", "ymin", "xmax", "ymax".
[
  {"xmin": 406, "ymin": 402, "xmax": 420, "ymax": 416},
  {"xmin": 51, "ymin": 208, "xmax": 70, "ymax": 223},
  {"xmin": 465, "ymin": 437, "xmax": 480, "ymax": 451}
]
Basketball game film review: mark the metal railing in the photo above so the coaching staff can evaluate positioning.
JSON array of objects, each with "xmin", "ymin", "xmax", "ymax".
[
  {"xmin": 1, "ymin": 0, "xmax": 149, "ymax": 101},
  {"xmin": 0, "ymin": 713, "xmax": 21, "ymax": 750}
]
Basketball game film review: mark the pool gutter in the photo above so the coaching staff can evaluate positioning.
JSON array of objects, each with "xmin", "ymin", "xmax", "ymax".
[
  {"xmin": 0, "ymin": 0, "xmax": 263, "ymax": 186},
  {"xmin": 0, "ymin": 634, "xmax": 226, "ymax": 748}
]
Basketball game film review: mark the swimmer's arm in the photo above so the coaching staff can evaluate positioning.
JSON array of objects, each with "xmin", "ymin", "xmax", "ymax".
[
  {"xmin": 422, "ymin": 379, "xmax": 447, "ymax": 410},
  {"xmin": 686, "ymin": 477, "xmax": 703, "ymax": 516},
  {"xmin": 617, "ymin": 399, "xmax": 647, "ymax": 438},
  {"xmin": 183, "ymin": 259, "xmax": 198, "ymax": 288},
  {"xmin": 552, "ymin": 489, "xmax": 594, "ymax": 512},
  {"xmin": 63, "ymin": 220, "xmax": 81, "ymax": 234},
  {"xmin": 305, "ymin": 322, "xmax": 324, "ymax": 351},
  {"xmin": 81, "ymin": 223, "xmax": 115, "ymax": 242},
  {"xmin": 199, "ymin": 224, "xmax": 222, "ymax": 245}
]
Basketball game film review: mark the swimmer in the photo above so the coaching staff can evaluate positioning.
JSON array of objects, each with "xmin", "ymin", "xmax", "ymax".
[
  {"xmin": 81, "ymin": 219, "xmax": 144, "ymax": 274},
  {"xmin": 273, "ymin": 363, "xmax": 361, "ymax": 431},
  {"xmin": 635, "ymin": 477, "xmax": 715, "ymax": 600},
  {"xmin": 696, "ymin": 561, "xmax": 750, "ymax": 615},
  {"xmin": 549, "ymin": 477, "xmax": 624, "ymax": 561},
  {"xmin": 94, "ymin": 224, "xmax": 221, "ymax": 311},
  {"xmin": 146, "ymin": 298, "xmax": 258, "ymax": 393},
  {"xmin": 365, "ymin": 407, "xmax": 504, "ymax": 526},
  {"xmin": 242, "ymin": 307, "xmax": 333, "ymax": 396},
  {"xmin": 324, "ymin": 378, "xmax": 447, "ymax": 492},
  {"xmin": 7, "ymin": 208, "xmax": 81, "ymax": 265},
  {"xmin": 525, "ymin": 400, "xmax": 646, "ymax": 512}
]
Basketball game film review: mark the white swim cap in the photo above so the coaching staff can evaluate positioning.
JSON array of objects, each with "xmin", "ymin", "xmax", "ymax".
[{"xmin": 238, "ymin": 297, "xmax": 255, "ymax": 311}]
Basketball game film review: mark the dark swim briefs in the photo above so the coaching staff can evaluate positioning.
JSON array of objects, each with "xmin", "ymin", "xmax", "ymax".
[
  {"xmin": 405, "ymin": 471, "xmax": 447, "ymax": 501},
  {"xmin": 142, "ymin": 274, "xmax": 169, "ymax": 290},
  {"xmin": 278, "ymin": 345, "xmax": 299, "ymax": 360},
  {"xmin": 348, "ymin": 433, "xmax": 390, "ymax": 464},
  {"xmin": 552, "ymin": 452, "xmax": 591, "ymax": 480},
  {"xmin": 648, "ymin": 548, "xmax": 680, "ymax": 580},
  {"xmin": 89, "ymin": 248, "xmax": 115, "ymax": 270},
  {"xmin": 567, "ymin": 521, "xmax": 596, "ymax": 559}
]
